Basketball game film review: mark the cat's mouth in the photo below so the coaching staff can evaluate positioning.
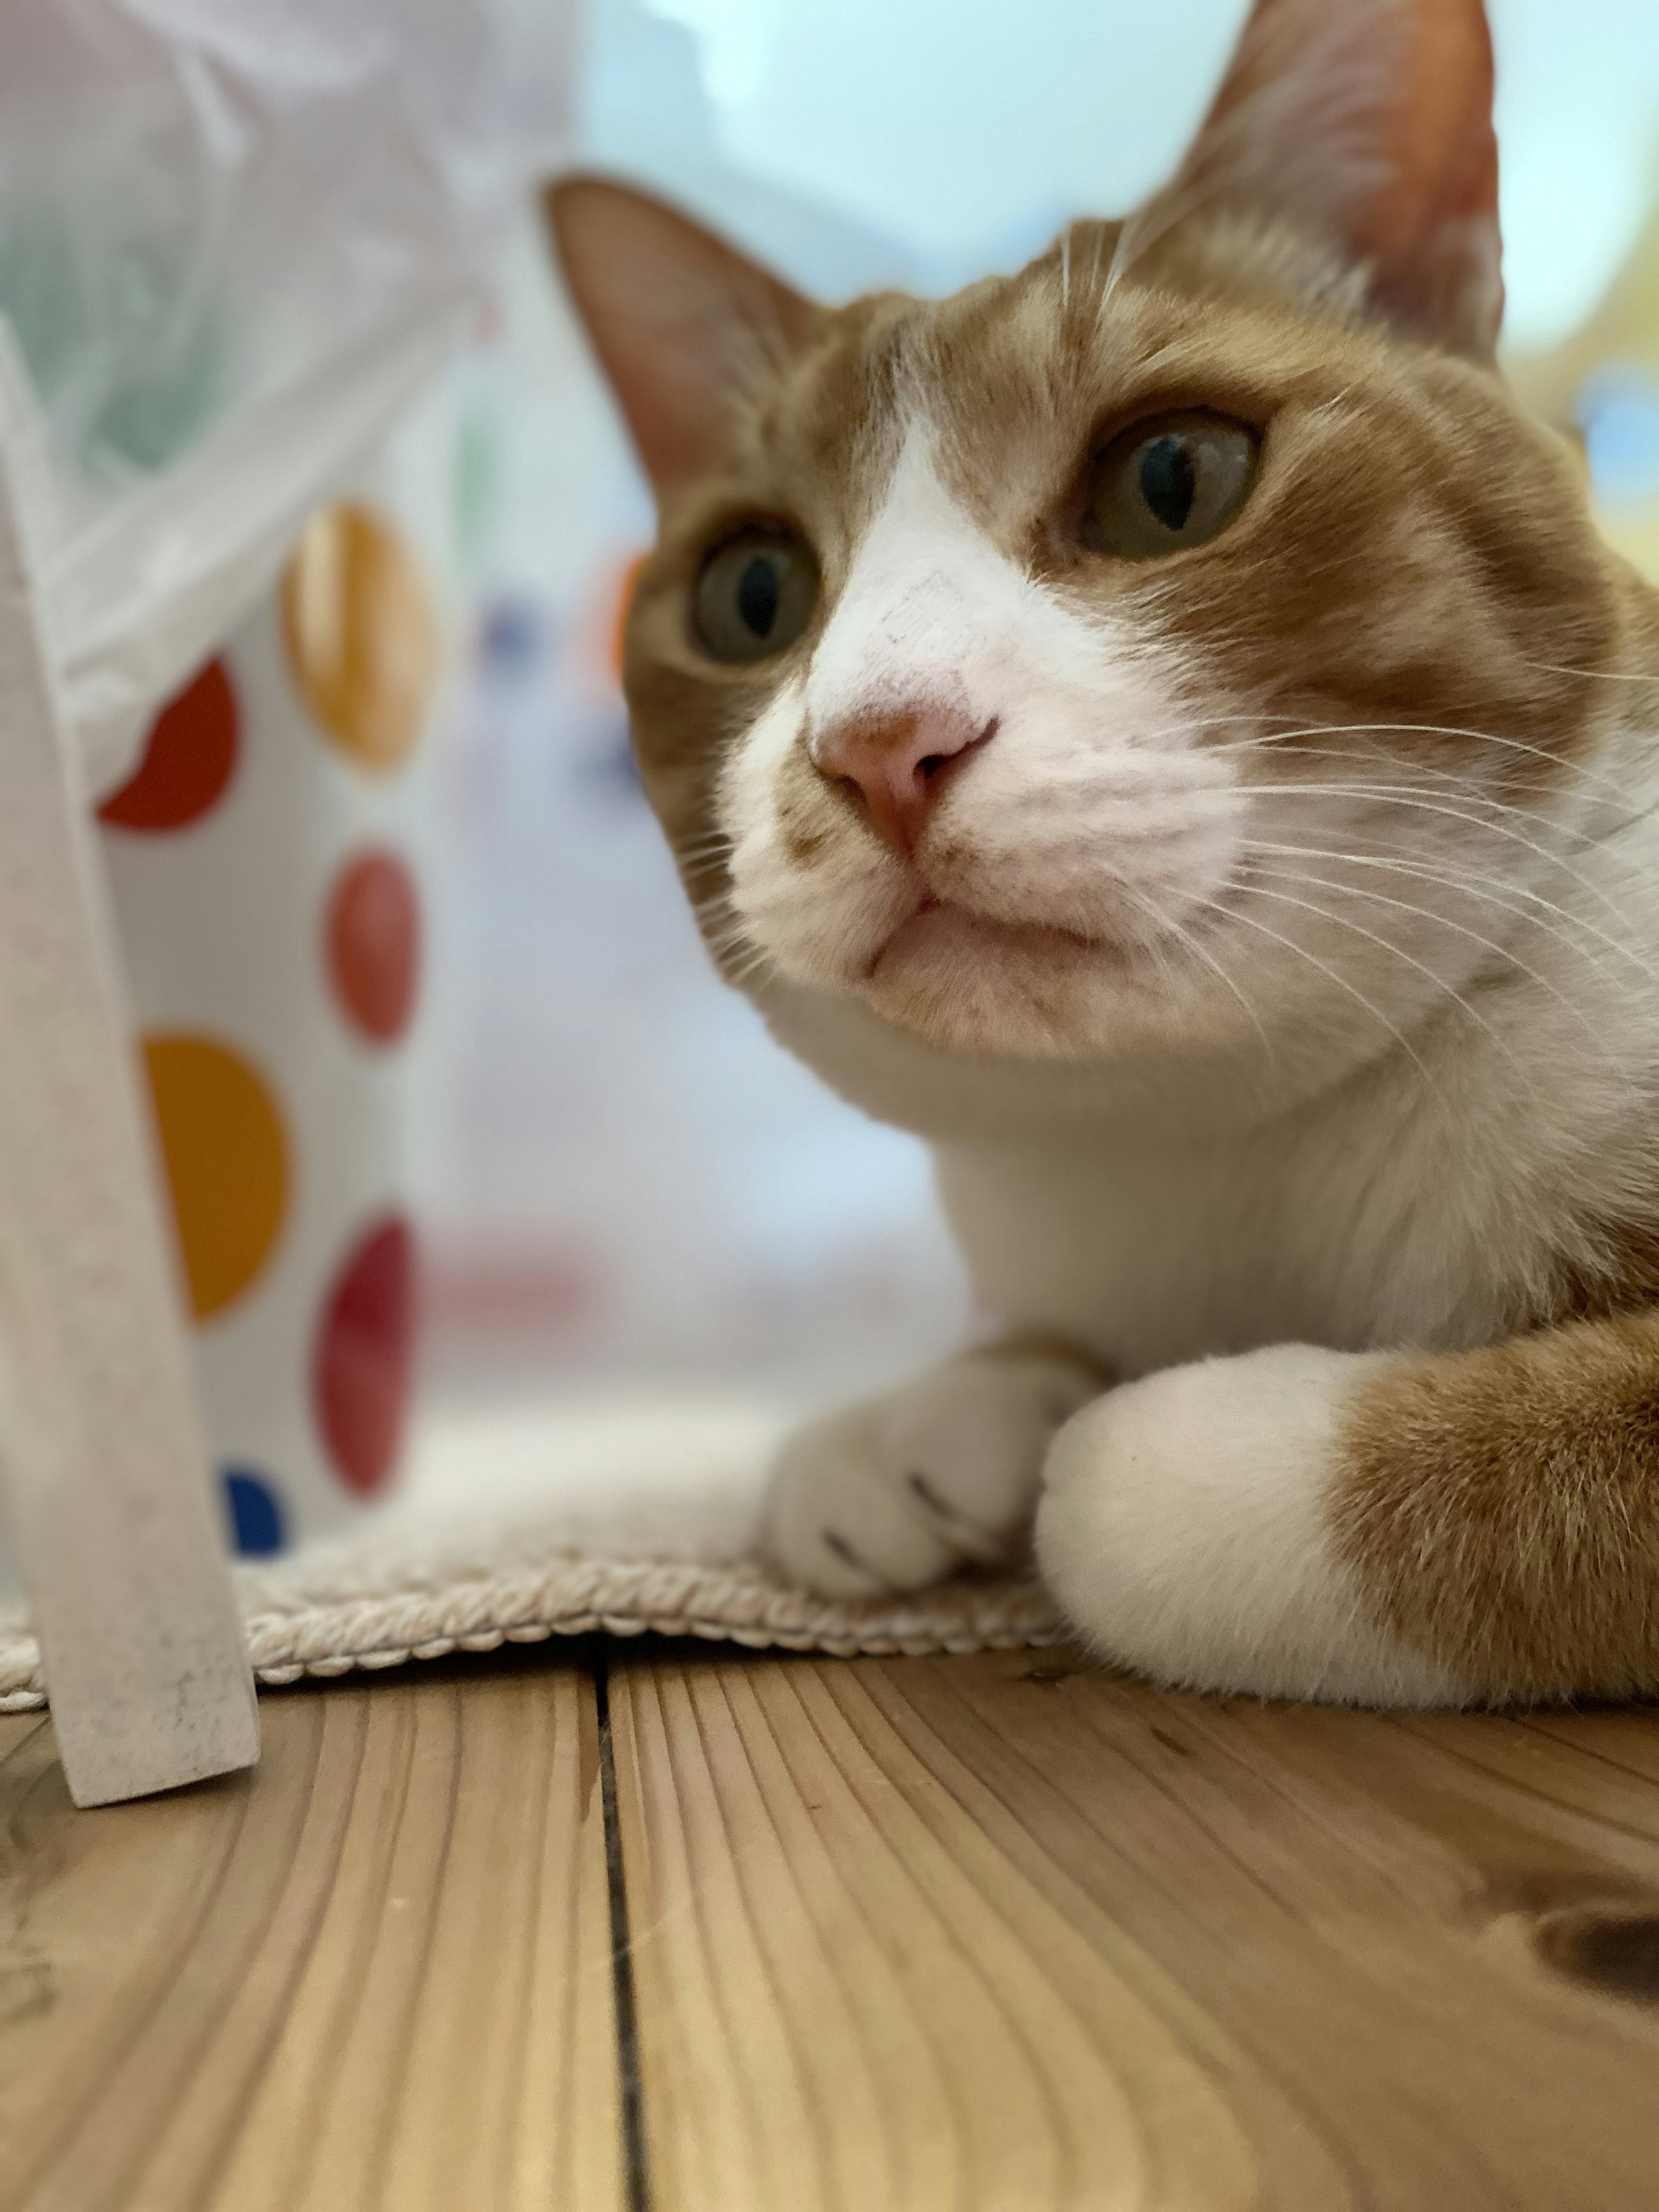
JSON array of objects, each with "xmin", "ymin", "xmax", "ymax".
[
  {"xmin": 850, "ymin": 885, "xmax": 1145, "ymax": 1055},
  {"xmin": 864, "ymin": 891, "xmax": 1107, "ymax": 984}
]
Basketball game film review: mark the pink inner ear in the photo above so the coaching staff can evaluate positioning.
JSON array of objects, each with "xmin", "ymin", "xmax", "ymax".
[
  {"xmin": 548, "ymin": 178, "xmax": 818, "ymax": 498},
  {"xmin": 1365, "ymin": 0, "xmax": 1500, "ymax": 299},
  {"xmin": 1169, "ymin": 0, "xmax": 1504, "ymax": 359}
]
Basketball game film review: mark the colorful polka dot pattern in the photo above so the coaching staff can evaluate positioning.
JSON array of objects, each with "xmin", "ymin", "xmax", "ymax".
[
  {"xmin": 223, "ymin": 1467, "xmax": 286, "ymax": 1555},
  {"xmin": 283, "ymin": 505, "xmax": 438, "ymax": 772},
  {"xmin": 314, "ymin": 1217, "xmax": 417, "ymax": 1496},
  {"xmin": 99, "ymin": 657, "xmax": 240, "ymax": 832},
  {"xmin": 114, "ymin": 505, "xmax": 435, "ymax": 1553},
  {"xmin": 326, "ymin": 849, "xmax": 421, "ymax": 1043},
  {"xmin": 143, "ymin": 1034, "xmax": 289, "ymax": 1321}
]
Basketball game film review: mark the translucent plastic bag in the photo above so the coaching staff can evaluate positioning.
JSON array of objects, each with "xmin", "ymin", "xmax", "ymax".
[{"xmin": 0, "ymin": 0, "xmax": 571, "ymax": 796}]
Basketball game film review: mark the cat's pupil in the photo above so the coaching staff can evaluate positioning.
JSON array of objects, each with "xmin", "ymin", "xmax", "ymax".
[
  {"xmin": 736, "ymin": 556, "xmax": 780, "ymax": 637},
  {"xmin": 1140, "ymin": 436, "xmax": 1197, "ymax": 532}
]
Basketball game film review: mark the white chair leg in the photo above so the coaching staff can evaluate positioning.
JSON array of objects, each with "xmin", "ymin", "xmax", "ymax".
[{"xmin": 0, "ymin": 466, "xmax": 257, "ymax": 1807}]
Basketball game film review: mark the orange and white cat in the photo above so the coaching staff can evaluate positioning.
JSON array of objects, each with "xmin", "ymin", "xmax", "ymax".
[{"xmin": 551, "ymin": 0, "xmax": 1659, "ymax": 1706}]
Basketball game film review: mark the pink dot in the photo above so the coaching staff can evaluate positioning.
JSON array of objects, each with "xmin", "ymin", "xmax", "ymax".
[
  {"xmin": 314, "ymin": 1217, "xmax": 417, "ymax": 1496},
  {"xmin": 321, "ymin": 854, "xmax": 418, "ymax": 1044},
  {"xmin": 325, "ymin": 849, "xmax": 420, "ymax": 1044}
]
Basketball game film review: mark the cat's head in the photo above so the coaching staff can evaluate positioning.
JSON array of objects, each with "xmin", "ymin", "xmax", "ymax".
[{"xmin": 551, "ymin": 0, "xmax": 1628, "ymax": 1106}]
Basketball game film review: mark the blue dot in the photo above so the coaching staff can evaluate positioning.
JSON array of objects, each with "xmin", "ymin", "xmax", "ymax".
[
  {"xmin": 222, "ymin": 1466, "xmax": 286, "ymax": 1557},
  {"xmin": 477, "ymin": 594, "xmax": 547, "ymax": 678},
  {"xmin": 1576, "ymin": 367, "xmax": 1659, "ymax": 509}
]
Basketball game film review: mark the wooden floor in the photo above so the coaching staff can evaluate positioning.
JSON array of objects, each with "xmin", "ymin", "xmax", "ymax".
[{"xmin": 6, "ymin": 1645, "xmax": 1659, "ymax": 2209}]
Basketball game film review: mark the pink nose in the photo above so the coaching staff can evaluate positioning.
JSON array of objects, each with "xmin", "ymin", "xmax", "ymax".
[{"xmin": 811, "ymin": 704, "xmax": 997, "ymax": 856}]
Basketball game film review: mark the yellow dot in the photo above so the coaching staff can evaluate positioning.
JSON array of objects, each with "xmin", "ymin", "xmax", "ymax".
[
  {"xmin": 144, "ymin": 1035, "xmax": 289, "ymax": 1322},
  {"xmin": 281, "ymin": 505, "xmax": 437, "ymax": 772}
]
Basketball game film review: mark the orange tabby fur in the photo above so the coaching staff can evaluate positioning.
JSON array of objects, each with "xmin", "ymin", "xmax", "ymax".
[{"xmin": 551, "ymin": 0, "xmax": 1659, "ymax": 1704}]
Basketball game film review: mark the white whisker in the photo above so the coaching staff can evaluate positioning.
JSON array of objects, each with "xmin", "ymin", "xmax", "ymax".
[
  {"xmin": 1229, "ymin": 782, "xmax": 1646, "ymax": 936},
  {"xmin": 1206, "ymin": 717, "xmax": 1650, "ymax": 816},
  {"xmin": 1236, "ymin": 839, "xmax": 1659, "ymax": 995},
  {"xmin": 1211, "ymin": 902, "xmax": 1439, "ymax": 1093},
  {"xmin": 1239, "ymin": 859, "xmax": 1622, "ymax": 1058},
  {"xmin": 1242, "ymin": 878, "xmax": 1519, "ymax": 1077},
  {"xmin": 1099, "ymin": 869, "xmax": 1277, "ymax": 1061}
]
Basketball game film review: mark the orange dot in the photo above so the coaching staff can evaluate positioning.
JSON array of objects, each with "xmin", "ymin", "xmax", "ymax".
[
  {"xmin": 282, "ymin": 505, "xmax": 437, "ymax": 772},
  {"xmin": 144, "ymin": 1035, "xmax": 289, "ymax": 1322},
  {"xmin": 326, "ymin": 849, "xmax": 421, "ymax": 1043},
  {"xmin": 610, "ymin": 553, "xmax": 648, "ymax": 684},
  {"xmin": 99, "ymin": 658, "xmax": 239, "ymax": 832}
]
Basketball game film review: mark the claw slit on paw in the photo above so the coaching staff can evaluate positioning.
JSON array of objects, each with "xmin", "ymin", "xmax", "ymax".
[
  {"xmin": 820, "ymin": 1528, "xmax": 890, "ymax": 1588},
  {"xmin": 906, "ymin": 1468, "xmax": 993, "ymax": 1537}
]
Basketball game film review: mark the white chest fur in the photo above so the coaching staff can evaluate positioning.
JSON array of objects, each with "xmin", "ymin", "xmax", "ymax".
[
  {"xmin": 934, "ymin": 1111, "xmax": 1490, "ymax": 1374},
  {"xmin": 933, "ymin": 974, "xmax": 1659, "ymax": 1374}
]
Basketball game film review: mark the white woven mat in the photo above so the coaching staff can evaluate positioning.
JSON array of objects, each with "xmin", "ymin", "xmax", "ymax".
[{"xmin": 0, "ymin": 1391, "xmax": 1064, "ymax": 1713}]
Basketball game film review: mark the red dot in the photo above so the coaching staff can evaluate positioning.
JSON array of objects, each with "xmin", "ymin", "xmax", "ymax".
[
  {"xmin": 325, "ymin": 849, "xmax": 421, "ymax": 1043},
  {"xmin": 99, "ymin": 658, "xmax": 239, "ymax": 831},
  {"xmin": 314, "ymin": 1217, "xmax": 417, "ymax": 1496}
]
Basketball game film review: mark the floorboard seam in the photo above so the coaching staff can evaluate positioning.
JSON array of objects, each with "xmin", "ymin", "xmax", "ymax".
[{"xmin": 595, "ymin": 1645, "xmax": 652, "ymax": 2212}]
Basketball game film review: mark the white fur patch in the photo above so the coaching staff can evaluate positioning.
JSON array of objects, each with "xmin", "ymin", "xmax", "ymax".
[
  {"xmin": 721, "ymin": 426, "xmax": 1243, "ymax": 1046},
  {"xmin": 721, "ymin": 670, "xmax": 914, "ymax": 988},
  {"xmin": 1034, "ymin": 1343, "xmax": 1468, "ymax": 1705},
  {"xmin": 801, "ymin": 433, "xmax": 1167, "ymax": 776}
]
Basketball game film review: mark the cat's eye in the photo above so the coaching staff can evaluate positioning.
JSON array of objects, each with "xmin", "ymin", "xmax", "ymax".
[
  {"xmin": 693, "ymin": 531, "xmax": 819, "ymax": 662},
  {"xmin": 1082, "ymin": 412, "xmax": 1259, "ymax": 561}
]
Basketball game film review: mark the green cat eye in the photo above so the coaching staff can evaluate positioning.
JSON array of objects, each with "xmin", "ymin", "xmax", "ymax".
[
  {"xmin": 693, "ymin": 531, "xmax": 820, "ymax": 663},
  {"xmin": 1083, "ymin": 411, "xmax": 1259, "ymax": 561}
]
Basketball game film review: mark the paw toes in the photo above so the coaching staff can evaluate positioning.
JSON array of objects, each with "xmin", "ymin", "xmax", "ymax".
[
  {"xmin": 904, "ymin": 1468, "xmax": 1010, "ymax": 1562},
  {"xmin": 763, "ymin": 1346, "xmax": 1106, "ymax": 1601},
  {"xmin": 766, "ymin": 1415, "xmax": 956, "ymax": 1597}
]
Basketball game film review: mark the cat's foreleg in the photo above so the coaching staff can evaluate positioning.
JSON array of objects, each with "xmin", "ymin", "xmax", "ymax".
[
  {"xmin": 764, "ymin": 1335, "xmax": 1107, "ymax": 1596},
  {"xmin": 1035, "ymin": 1319, "xmax": 1659, "ymax": 1707}
]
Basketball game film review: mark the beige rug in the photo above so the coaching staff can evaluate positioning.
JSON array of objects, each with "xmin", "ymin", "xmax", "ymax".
[{"xmin": 0, "ymin": 1390, "xmax": 1065, "ymax": 1713}]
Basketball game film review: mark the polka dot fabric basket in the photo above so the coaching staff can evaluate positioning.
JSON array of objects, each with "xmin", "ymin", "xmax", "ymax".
[{"xmin": 98, "ymin": 499, "xmax": 437, "ymax": 1558}]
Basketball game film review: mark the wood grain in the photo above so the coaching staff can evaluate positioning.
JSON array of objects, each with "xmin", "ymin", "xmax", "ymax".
[
  {"xmin": 14, "ymin": 1639, "xmax": 1659, "ymax": 2210},
  {"xmin": 0, "ymin": 1665, "xmax": 621, "ymax": 2212},
  {"xmin": 610, "ymin": 1647, "xmax": 1659, "ymax": 2211}
]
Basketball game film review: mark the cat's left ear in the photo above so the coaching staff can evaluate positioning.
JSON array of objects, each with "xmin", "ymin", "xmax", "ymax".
[
  {"xmin": 547, "ymin": 177, "xmax": 819, "ymax": 498},
  {"xmin": 1151, "ymin": 0, "xmax": 1503, "ymax": 360}
]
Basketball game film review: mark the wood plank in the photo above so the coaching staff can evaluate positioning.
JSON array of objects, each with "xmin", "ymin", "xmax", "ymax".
[
  {"xmin": 611, "ymin": 1647, "xmax": 1659, "ymax": 2211},
  {"xmin": 0, "ymin": 1661, "xmax": 622, "ymax": 2212}
]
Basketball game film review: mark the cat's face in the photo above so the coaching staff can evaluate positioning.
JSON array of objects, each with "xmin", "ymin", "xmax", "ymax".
[{"xmin": 556, "ymin": 0, "xmax": 1628, "ymax": 1088}]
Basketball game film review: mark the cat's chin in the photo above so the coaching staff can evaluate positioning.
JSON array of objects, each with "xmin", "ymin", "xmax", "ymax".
[{"xmin": 857, "ymin": 899, "xmax": 1140, "ymax": 1058}]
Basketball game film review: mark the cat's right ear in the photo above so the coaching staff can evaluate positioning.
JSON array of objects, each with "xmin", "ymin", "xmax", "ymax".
[
  {"xmin": 1145, "ymin": 0, "xmax": 1503, "ymax": 361},
  {"xmin": 547, "ymin": 178, "xmax": 817, "ymax": 499}
]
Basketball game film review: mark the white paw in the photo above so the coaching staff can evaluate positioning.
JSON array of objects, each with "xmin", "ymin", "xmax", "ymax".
[
  {"xmin": 1034, "ymin": 1344, "xmax": 1467, "ymax": 1706},
  {"xmin": 766, "ymin": 1345, "xmax": 1103, "ymax": 1598}
]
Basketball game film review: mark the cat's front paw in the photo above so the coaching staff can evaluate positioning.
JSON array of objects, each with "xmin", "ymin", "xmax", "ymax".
[
  {"xmin": 1034, "ymin": 1344, "xmax": 1468, "ymax": 1706},
  {"xmin": 766, "ymin": 1342, "xmax": 1104, "ymax": 1598}
]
